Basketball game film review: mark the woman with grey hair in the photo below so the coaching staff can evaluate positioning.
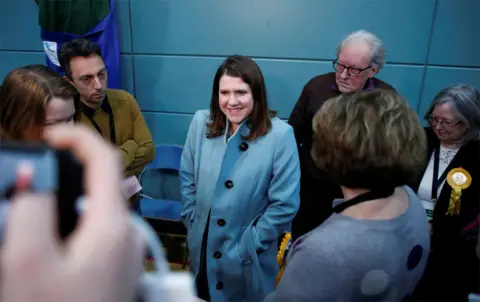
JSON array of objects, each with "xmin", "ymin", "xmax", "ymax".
[{"xmin": 410, "ymin": 84, "xmax": 480, "ymax": 301}]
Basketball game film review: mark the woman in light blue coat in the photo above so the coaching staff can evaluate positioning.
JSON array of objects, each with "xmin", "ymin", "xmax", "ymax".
[{"xmin": 180, "ymin": 55, "xmax": 300, "ymax": 302}]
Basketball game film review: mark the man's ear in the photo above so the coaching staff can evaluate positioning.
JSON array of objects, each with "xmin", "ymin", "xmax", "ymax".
[{"xmin": 368, "ymin": 67, "xmax": 378, "ymax": 78}]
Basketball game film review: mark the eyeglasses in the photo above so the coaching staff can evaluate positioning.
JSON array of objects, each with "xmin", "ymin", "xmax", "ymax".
[
  {"xmin": 333, "ymin": 60, "xmax": 371, "ymax": 76},
  {"xmin": 428, "ymin": 116, "xmax": 461, "ymax": 128}
]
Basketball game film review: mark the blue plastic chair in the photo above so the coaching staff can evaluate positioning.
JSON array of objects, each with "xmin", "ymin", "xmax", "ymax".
[
  {"xmin": 139, "ymin": 144, "xmax": 188, "ymax": 267},
  {"xmin": 139, "ymin": 144, "xmax": 184, "ymax": 220}
]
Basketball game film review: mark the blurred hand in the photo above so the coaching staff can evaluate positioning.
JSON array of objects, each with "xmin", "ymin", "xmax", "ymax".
[{"xmin": 1, "ymin": 125, "xmax": 145, "ymax": 302}]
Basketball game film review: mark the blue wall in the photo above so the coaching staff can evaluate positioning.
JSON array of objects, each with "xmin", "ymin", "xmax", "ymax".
[{"xmin": 1, "ymin": 0, "xmax": 479, "ymax": 146}]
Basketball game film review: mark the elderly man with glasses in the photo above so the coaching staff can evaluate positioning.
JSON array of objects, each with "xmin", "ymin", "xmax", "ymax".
[{"xmin": 288, "ymin": 30, "xmax": 396, "ymax": 240}]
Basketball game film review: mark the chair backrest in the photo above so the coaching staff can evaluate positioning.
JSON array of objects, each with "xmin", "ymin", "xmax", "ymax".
[{"xmin": 146, "ymin": 144, "xmax": 184, "ymax": 171}]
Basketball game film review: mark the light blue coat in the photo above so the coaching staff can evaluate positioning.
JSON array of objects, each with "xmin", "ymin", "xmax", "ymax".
[{"xmin": 180, "ymin": 110, "xmax": 300, "ymax": 302}]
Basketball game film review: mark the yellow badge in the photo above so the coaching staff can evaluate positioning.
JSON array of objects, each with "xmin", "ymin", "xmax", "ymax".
[{"xmin": 446, "ymin": 167, "xmax": 472, "ymax": 215}]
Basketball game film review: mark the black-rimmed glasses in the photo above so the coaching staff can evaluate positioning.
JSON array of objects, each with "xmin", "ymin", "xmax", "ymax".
[{"xmin": 333, "ymin": 60, "xmax": 371, "ymax": 76}]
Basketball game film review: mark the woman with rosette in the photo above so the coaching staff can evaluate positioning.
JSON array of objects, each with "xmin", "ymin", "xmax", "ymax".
[{"xmin": 410, "ymin": 84, "xmax": 480, "ymax": 301}]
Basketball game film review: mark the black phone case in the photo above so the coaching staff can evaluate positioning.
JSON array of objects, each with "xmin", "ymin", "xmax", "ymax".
[{"xmin": 56, "ymin": 150, "xmax": 84, "ymax": 239}]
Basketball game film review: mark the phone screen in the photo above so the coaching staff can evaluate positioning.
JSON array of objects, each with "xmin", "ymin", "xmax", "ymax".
[
  {"xmin": 0, "ymin": 143, "xmax": 57, "ymax": 198},
  {"xmin": 0, "ymin": 141, "xmax": 83, "ymax": 240}
]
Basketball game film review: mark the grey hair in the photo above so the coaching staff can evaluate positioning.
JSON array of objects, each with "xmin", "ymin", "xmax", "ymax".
[
  {"xmin": 424, "ymin": 84, "xmax": 480, "ymax": 142},
  {"xmin": 336, "ymin": 30, "xmax": 386, "ymax": 70}
]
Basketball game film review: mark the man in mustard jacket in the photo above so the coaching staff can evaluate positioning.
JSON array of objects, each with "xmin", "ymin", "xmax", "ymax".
[{"xmin": 59, "ymin": 39, "xmax": 154, "ymax": 209}]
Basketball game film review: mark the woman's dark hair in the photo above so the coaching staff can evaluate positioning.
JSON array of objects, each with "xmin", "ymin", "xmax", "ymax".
[
  {"xmin": 0, "ymin": 64, "xmax": 79, "ymax": 140},
  {"xmin": 59, "ymin": 38, "xmax": 103, "ymax": 79},
  {"xmin": 207, "ymin": 55, "xmax": 275, "ymax": 141}
]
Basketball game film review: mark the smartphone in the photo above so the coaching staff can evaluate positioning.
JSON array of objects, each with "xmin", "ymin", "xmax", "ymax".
[{"xmin": 0, "ymin": 141, "xmax": 84, "ymax": 240}]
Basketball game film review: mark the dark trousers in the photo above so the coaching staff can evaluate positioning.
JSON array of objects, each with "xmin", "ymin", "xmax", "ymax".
[
  {"xmin": 196, "ymin": 213, "xmax": 211, "ymax": 301},
  {"xmin": 291, "ymin": 173, "xmax": 342, "ymax": 240},
  {"xmin": 196, "ymin": 261, "xmax": 210, "ymax": 301},
  {"xmin": 129, "ymin": 192, "xmax": 141, "ymax": 213},
  {"xmin": 410, "ymin": 250, "xmax": 480, "ymax": 301}
]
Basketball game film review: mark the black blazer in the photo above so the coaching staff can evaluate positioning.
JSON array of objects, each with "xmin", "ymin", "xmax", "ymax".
[{"xmin": 411, "ymin": 127, "xmax": 480, "ymax": 253}]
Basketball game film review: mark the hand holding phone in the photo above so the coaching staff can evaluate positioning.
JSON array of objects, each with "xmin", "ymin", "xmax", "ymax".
[
  {"xmin": 0, "ymin": 140, "xmax": 83, "ymax": 239},
  {"xmin": 1, "ymin": 125, "xmax": 145, "ymax": 302}
]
